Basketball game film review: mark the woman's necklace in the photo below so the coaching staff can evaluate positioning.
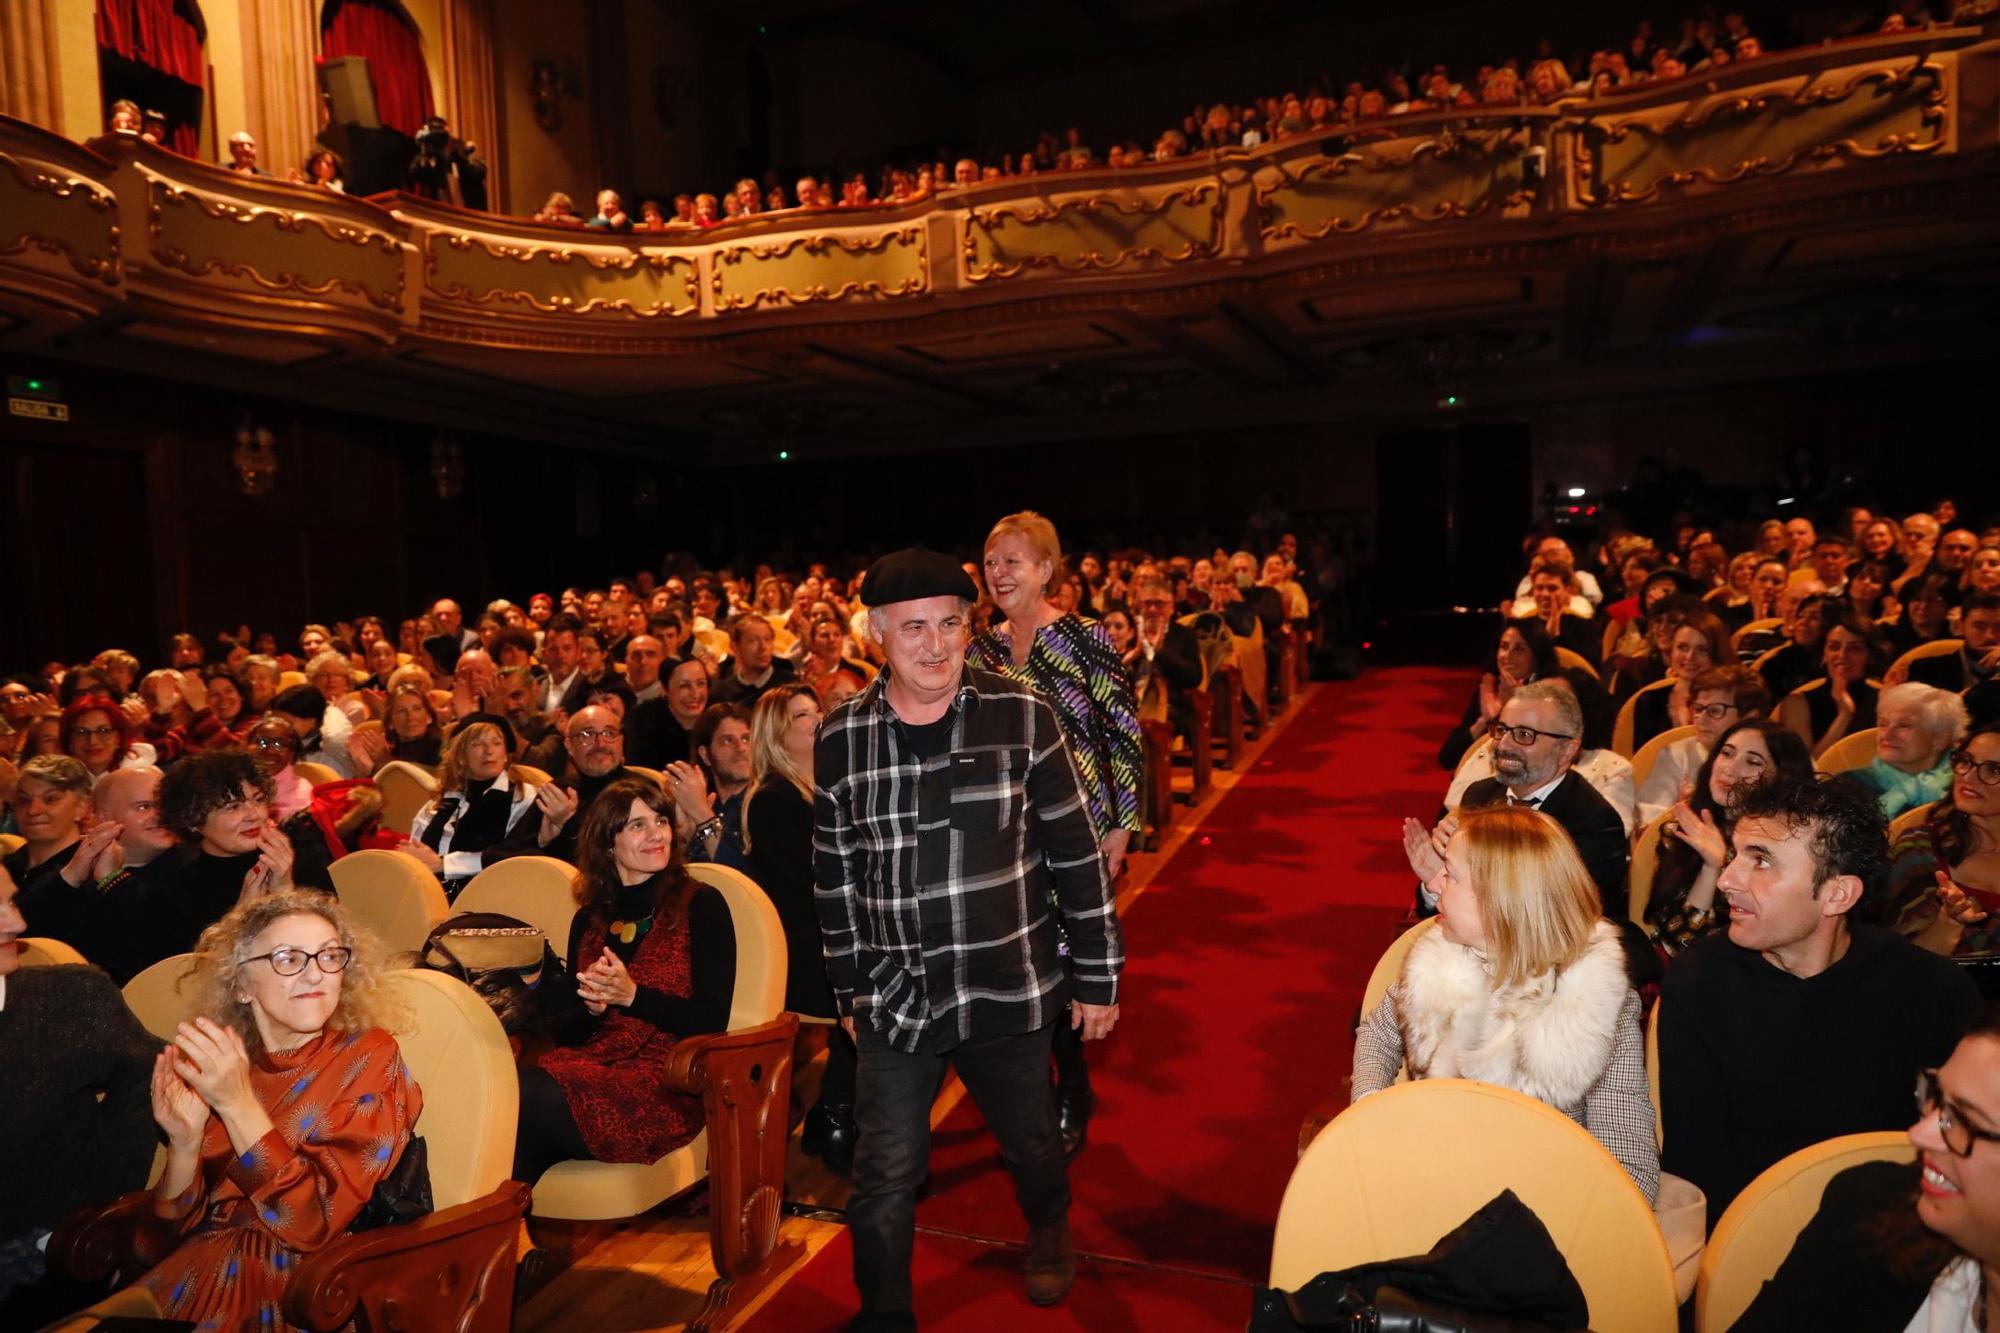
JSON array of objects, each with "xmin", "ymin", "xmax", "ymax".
[{"xmin": 609, "ymin": 909, "xmax": 655, "ymax": 945}]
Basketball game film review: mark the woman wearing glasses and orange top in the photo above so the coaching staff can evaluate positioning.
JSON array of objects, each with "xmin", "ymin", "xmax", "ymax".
[
  {"xmin": 1876, "ymin": 723, "xmax": 2000, "ymax": 957},
  {"xmin": 137, "ymin": 890, "xmax": 419, "ymax": 1333},
  {"xmin": 1730, "ymin": 1008, "xmax": 2000, "ymax": 1330}
]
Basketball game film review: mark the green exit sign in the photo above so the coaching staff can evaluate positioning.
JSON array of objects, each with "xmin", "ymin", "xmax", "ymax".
[{"xmin": 6, "ymin": 375, "xmax": 59, "ymax": 400}]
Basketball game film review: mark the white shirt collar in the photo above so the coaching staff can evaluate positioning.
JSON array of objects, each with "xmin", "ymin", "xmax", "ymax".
[{"xmin": 1512, "ymin": 771, "xmax": 1567, "ymax": 806}]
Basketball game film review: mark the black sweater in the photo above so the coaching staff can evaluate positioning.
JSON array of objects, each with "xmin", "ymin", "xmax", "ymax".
[
  {"xmin": 0, "ymin": 965, "xmax": 158, "ymax": 1238},
  {"xmin": 1658, "ymin": 924, "xmax": 1978, "ymax": 1228},
  {"xmin": 745, "ymin": 780, "xmax": 835, "ymax": 1019},
  {"xmin": 542, "ymin": 878, "xmax": 736, "ymax": 1045}
]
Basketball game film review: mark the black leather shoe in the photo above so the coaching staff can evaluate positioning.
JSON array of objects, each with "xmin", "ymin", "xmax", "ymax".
[
  {"xmin": 1058, "ymin": 1090, "xmax": 1094, "ymax": 1158},
  {"xmin": 803, "ymin": 1102, "xmax": 857, "ymax": 1176}
]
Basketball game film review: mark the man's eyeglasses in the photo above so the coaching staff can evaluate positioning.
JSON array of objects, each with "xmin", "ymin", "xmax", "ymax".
[
  {"xmin": 1491, "ymin": 723, "xmax": 1574, "ymax": 746},
  {"xmin": 1917, "ymin": 1068, "xmax": 2000, "ymax": 1157},
  {"xmin": 573, "ymin": 727, "xmax": 622, "ymax": 744},
  {"xmin": 1952, "ymin": 752, "xmax": 2000, "ymax": 787},
  {"xmin": 1691, "ymin": 702, "xmax": 1740, "ymax": 722},
  {"xmin": 247, "ymin": 946, "xmax": 353, "ymax": 977}
]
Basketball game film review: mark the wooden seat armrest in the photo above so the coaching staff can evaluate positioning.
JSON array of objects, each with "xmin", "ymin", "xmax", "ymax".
[
  {"xmin": 282, "ymin": 1181, "xmax": 531, "ymax": 1333},
  {"xmin": 661, "ymin": 1016, "xmax": 800, "ymax": 1097},
  {"xmin": 49, "ymin": 1189, "xmax": 179, "ymax": 1283}
]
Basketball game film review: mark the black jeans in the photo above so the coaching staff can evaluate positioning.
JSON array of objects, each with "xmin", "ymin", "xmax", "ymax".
[
  {"xmin": 847, "ymin": 1021, "xmax": 1069, "ymax": 1331},
  {"xmin": 1051, "ymin": 1011, "xmax": 1090, "ymax": 1099}
]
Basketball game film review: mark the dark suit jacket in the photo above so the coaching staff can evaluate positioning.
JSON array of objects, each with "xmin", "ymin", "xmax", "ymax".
[
  {"xmin": 1453, "ymin": 771, "xmax": 1632, "ymax": 913},
  {"xmin": 1907, "ymin": 649, "xmax": 1973, "ymax": 693}
]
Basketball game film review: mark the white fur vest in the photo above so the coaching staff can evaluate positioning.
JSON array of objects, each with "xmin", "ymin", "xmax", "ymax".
[{"xmin": 1395, "ymin": 919, "xmax": 1630, "ymax": 1109}]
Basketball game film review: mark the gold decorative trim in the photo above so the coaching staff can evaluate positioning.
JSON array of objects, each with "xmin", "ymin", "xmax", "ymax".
[
  {"xmin": 1571, "ymin": 61, "xmax": 1946, "ymax": 206},
  {"xmin": 0, "ymin": 151, "xmax": 122, "ymax": 284},
  {"xmin": 711, "ymin": 226, "xmax": 928, "ymax": 311},
  {"xmin": 424, "ymin": 233, "xmax": 701, "ymax": 318},
  {"xmin": 1255, "ymin": 130, "xmax": 1535, "ymax": 242},
  {"xmin": 962, "ymin": 184, "xmax": 1223, "ymax": 283},
  {"xmin": 147, "ymin": 183, "xmax": 404, "ymax": 310}
]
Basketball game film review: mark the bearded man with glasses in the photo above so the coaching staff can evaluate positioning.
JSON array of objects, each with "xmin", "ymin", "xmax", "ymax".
[{"xmin": 1405, "ymin": 679, "xmax": 1632, "ymax": 923}]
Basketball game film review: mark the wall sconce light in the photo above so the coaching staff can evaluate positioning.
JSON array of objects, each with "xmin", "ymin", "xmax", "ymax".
[
  {"xmin": 232, "ymin": 416, "xmax": 277, "ymax": 495},
  {"xmin": 430, "ymin": 435, "xmax": 466, "ymax": 499}
]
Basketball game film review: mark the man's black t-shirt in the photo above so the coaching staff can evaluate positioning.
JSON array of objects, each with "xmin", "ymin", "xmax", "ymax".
[{"xmin": 897, "ymin": 712, "xmax": 955, "ymax": 761}]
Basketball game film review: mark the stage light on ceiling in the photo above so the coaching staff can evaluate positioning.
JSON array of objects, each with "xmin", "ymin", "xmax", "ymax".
[
  {"xmin": 777, "ymin": 449, "xmax": 790, "ymax": 461},
  {"xmin": 1567, "ymin": 487, "xmax": 1586, "ymax": 498}
]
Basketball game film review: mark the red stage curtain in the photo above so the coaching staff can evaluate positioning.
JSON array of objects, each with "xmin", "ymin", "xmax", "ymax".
[
  {"xmin": 320, "ymin": 0, "xmax": 435, "ymax": 138},
  {"xmin": 97, "ymin": 0, "xmax": 206, "ymax": 87}
]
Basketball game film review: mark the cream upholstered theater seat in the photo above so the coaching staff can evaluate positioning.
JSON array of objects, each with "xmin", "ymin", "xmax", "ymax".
[
  {"xmin": 625, "ymin": 764, "xmax": 668, "ymax": 792},
  {"xmin": 1453, "ymin": 734, "xmax": 1493, "ymax": 782},
  {"xmin": 1272, "ymin": 1079, "xmax": 1678, "ymax": 1333},
  {"xmin": 373, "ymin": 759, "xmax": 440, "ymax": 838},
  {"xmin": 1695, "ymin": 1132, "xmax": 1915, "ymax": 1333},
  {"xmin": 1731, "ymin": 618, "xmax": 1782, "ymax": 653},
  {"xmin": 1884, "ymin": 637, "xmax": 1964, "ymax": 686},
  {"xmin": 327, "ymin": 848, "xmax": 450, "ymax": 957},
  {"xmin": 1890, "ymin": 800, "xmax": 1940, "ymax": 841},
  {"xmin": 16, "ymin": 936, "xmax": 87, "ymax": 968},
  {"xmin": 278, "ymin": 670, "xmax": 307, "ymax": 691},
  {"xmin": 1358, "ymin": 918, "xmax": 1435, "ymax": 1023},
  {"xmin": 1629, "ymin": 810, "xmax": 1672, "ymax": 925},
  {"xmin": 1553, "ymin": 646, "xmax": 1599, "ymax": 681},
  {"xmin": 514, "ymin": 763, "xmax": 554, "ymax": 787},
  {"xmin": 385, "ymin": 967, "xmax": 521, "ymax": 1211},
  {"xmin": 1612, "ymin": 678, "xmax": 1675, "ymax": 758},
  {"xmin": 1234, "ymin": 616, "xmax": 1269, "ymax": 723},
  {"xmin": 0, "ymin": 831, "xmax": 24, "ymax": 857},
  {"xmin": 1646, "ymin": 1000, "xmax": 1663, "ymax": 1150},
  {"xmin": 453, "ymin": 855, "xmax": 579, "ymax": 953},
  {"xmin": 292, "ymin": 760, "xmax": 341, "ymax": 787},
  {"xmin": 1631, "ymin": 724, "xmax": 1696, "ymax": 798},
  {"xmin": 1816, "ymin": 727, "xmax": 1880, "ymax": 775},
  {"xmin": 528, "ymin": 860, "xmax": 788, "ymax": 1221},
  {"xmin": 122, "ymin": 953, "xmax": 200, "ymax": 1041}
]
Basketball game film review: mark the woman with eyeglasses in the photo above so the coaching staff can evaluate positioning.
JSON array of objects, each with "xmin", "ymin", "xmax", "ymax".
[
  {"xmin": 1877, "ymin": 723, "xmax": 2000, "ymax": 957},
  {"xmin": 1643, "ymin": 720, "xmax": 1814, "ymax": 958},
  {"xmin": 134, "ymin": 889, "xmax": 419, "ymax": 1332},
  {"xmin": 1730, "ymin": 1008, "xmax": 2000, "ymax": 1331},
  {"xmin": 59, "ymin": 693, "xmax": 151, "ymax": 780},
  {"xmin": 515, "ymin": 779, "xmax": 736, "ymax": 1187}
]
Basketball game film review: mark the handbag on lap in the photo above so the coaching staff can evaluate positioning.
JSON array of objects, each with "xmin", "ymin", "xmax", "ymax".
[{"xmin": 418, "ymin": 912, "xmax": 560, "ymax": 1035}]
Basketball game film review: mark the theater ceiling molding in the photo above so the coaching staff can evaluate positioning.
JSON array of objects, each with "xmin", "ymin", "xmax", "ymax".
[{"xmin": 2, "ymin": 20, "xmax": 1999, "ymax": 456}]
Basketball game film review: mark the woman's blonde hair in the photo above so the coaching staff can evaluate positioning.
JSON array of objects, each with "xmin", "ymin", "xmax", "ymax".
[
  {"xmin": 741, "ymin": 683, "xmax": 818, "ymax": 853},
  {"xmin": 435, "ymin": 720, "xmax": 523, "ymax": 795},
  {"xmin": 985, "ymin": 510, "xmax": 1065, "ymax": 597},
  {"xmin": 184, "ymin": 889, "xmax": 399, "ymax": 1055},
  {"xmin": 1454, "ymin": 805, "xmax": 1601, "ymax": 987}
]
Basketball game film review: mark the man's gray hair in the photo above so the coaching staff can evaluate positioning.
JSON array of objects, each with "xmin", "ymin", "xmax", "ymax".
[
  {"xmin": 1879, "ymin": 682, "xmax": 1970, "ymax": 749},
  {"xmin": 1509, "ymin": 679, "xmax": 1584, "ymax": 743}
]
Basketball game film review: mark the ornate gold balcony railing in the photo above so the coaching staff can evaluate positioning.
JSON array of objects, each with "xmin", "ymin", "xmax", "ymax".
[{"xmin": 1, "ymin": 20, "xmax": 1992, "ymax": 358}]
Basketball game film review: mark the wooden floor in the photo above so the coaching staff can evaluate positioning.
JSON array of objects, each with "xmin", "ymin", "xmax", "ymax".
[{"xmin": 515, "ymin": 695, "xmax": 1310, "ymax": 1333}]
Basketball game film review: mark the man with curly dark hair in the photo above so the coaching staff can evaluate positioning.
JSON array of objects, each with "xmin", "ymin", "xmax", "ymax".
[{"xmin": 1659, "ymin": 773, "xmax": 1980, "ymax": 1227}]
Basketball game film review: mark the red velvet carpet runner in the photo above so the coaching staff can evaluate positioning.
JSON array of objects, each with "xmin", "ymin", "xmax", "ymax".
[{"xmin": 746, "ymin": 667, "xmax": 1463, "ymax": 1330}]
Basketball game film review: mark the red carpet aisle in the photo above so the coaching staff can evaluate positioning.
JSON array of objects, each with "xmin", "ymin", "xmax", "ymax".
[{"xmin": 746, "ymin": 667, "xmax": 1470, "ymax": 1331}]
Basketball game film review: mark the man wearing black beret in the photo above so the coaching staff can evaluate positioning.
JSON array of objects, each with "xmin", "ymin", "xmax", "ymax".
[{"xmin": 814, "ymin": 547, "xmax": 1125, "ymax": 1325}]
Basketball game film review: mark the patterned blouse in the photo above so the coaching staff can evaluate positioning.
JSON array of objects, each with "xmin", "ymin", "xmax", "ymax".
[
  {"xmin": 972, "ymin": 612, "xmax": 1144, "ymax": 839},
  {"xmin": 140, "ymin": 1026, "xmax": 420, "ymax": 1333}
]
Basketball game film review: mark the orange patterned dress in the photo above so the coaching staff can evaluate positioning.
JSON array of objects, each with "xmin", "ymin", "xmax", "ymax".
[{"xmin": 138, "ymin": 1026, "xmax": 421, "ymax": 1332}]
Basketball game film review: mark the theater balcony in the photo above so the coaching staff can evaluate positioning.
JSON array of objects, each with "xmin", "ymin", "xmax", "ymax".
[{"xmin": 2, "ymin": 18, "xmax": 1998, "ymax": 455}]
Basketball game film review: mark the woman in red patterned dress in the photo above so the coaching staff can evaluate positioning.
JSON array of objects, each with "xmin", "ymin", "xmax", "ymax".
[
  {"xmin": 140, "ymin": 890, "xmax": 419, "ymax": 1332},
  {"xmin": 514, "ymin": 778, "xmax": 738, "ymax": 1184}
]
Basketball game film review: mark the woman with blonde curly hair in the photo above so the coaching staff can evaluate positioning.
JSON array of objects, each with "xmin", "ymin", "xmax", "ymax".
[
  {"xmin": 402, "ymin": 713, "xmax": 538, "ymax": 898},
  {"xmin": 138, "ymin": 889, "xmax": 419, "ymax": 1330}
]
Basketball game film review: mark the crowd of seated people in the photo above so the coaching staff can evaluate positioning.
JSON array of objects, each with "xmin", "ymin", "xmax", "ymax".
[
  {"xmin": 0, "ymin": 516, "xmax": 1321, "ymax": 1319},
  {"xmin": 1394, "ymin": 485, "xmax": 2000, "ymax": 1320},
  {"xmin": 514, "ymin": 2, "xmax": 1960, "ymax": 238}
]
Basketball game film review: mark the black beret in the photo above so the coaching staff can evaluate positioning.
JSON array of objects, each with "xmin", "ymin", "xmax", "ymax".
[
  {"xmin": 859, "ymin": 548, "xmax": 977, "ymax": 608},
  {"xmin": 452, "ymin": 710, "xmax": 518, "ymax": 754},
  {"xmin": 271, "ymin": 684, "xmax": 328, "ymax": 719}
]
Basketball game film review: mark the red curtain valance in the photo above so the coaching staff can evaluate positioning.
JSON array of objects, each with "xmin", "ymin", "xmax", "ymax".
[
  {"xmin": 320, "ymin": 1, "xmax": 435, "ymax": 138},
  {"xmin": 97, "ymin": 0, "xmax": 206, "ymax": 88}
]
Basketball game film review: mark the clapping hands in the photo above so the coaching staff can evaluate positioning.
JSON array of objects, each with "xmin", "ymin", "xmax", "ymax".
[{"xmin": 577, "ymin": 949, "xmax": 636, "ymax": 1015}]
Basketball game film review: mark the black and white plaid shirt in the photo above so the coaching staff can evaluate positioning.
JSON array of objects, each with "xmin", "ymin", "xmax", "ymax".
[{"xmin": 813, "ymin": 665, "xmax": 1124, "ymax": 1053}]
